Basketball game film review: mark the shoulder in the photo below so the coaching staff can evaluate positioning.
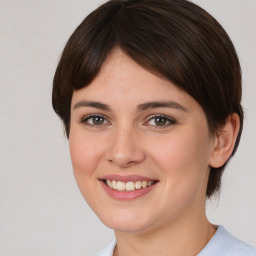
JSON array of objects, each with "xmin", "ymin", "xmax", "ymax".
[
  {"xmin": 198, "ymin": 226, "xmax": 256, "ymax": 256},
  {"xmin": 91, "ymin": 227, "xmax": 256, "ymax": 256},
  {"xmin": 92, "ymin": 239, "xmax": 116, "ymax": 256}
]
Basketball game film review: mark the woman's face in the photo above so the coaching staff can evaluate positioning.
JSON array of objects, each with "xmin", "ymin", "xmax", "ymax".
[{"xmin": 69, "ymin": 48, "xmax": 216, "ymax": 233}]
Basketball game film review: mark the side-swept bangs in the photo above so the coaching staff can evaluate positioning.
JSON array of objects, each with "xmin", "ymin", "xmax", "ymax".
[{"xmin": 52, "ymin": 0, "xmax": 243, "ymax": 197}]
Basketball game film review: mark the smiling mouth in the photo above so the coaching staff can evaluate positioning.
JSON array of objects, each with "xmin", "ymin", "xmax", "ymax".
[{"xmin": 103, "ymin": 180, "xmax": 158, "ymax": 192}]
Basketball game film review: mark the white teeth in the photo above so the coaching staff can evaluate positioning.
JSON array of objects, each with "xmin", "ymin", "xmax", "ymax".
[
  {"xmin": 116, "ymin": 181, "xmax": 126, "ymax": 191},
  {"xmin": 135, "ymin": 181, "xmax": 142, "ymax": 189},
  {"xmin": 141, "ymin": 181, "xmax": 147, "ymax": 188},
  {"xmin": 126, "ymin": 181, "xmax": 135, "ymax": 191},
  {"xmin": 147, "ymin": 181, "xmax": 153, "ymax": 186},
  {"xmin": 105, "ymin": 179, "xmax": 155, "ymax": 191},
  {"xmin": 112, "ymin": 180, "xmax": 117, "ymax": 190},
  {"xmin": 106, "ymin": 180, "xmax": 112, "ymax": 189}
]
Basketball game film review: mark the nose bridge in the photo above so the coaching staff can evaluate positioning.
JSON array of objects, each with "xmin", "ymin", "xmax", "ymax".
[{"xmin": 107, "ymin": 122, "xmax": 145, "ymax": 167}]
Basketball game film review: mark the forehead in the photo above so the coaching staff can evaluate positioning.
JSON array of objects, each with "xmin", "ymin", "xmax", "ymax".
[
  {"xmin": 96, "ymin": 48, "xmax": 165, "ymax": 91},
  {"xmin": 72, "ymin": 48, "xmax": 192, "ymax": 105}
]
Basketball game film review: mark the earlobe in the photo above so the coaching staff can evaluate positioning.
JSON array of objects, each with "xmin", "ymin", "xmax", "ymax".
[{"xmin": 209, "ymin": 113, "xmax": 240, "ymax": 168}]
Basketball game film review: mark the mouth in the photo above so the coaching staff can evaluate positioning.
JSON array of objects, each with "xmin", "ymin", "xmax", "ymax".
[
  {"xmin": 102, "ymin": 179, "xmax": 158, "ymax": 192},
  {"xmin": 99, "ymin": 175, "xmax": 159, "ymax": 200}
]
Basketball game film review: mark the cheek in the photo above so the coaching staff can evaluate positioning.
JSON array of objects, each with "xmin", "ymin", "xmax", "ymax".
[
  {"xmin": 68, "ymin": 131, "xmax": 108, "ymax": 208},
  {"xmin": 151, "ymin": 132, "xmax": 209, "ymax": 170},
  {"xmin": 148, "ymin": 130, "xmax": 211, "ymax": 193},
  {"xmin": 69, "ymin": 131, "xmax": 105, "ymax": 179}
]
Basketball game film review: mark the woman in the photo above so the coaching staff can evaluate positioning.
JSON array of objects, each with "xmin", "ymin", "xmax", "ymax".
[{"xmin": 52, "ymin": 0, "xmax": 256, "ymax": 255}]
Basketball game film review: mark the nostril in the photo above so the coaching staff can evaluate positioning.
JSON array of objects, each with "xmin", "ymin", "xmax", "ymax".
[{"xmin": 106, "ymin": 133, "xmax": 146, "ymax": 166}]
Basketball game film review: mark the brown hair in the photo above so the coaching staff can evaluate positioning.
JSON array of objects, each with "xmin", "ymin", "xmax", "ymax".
[{"xmin": 52, "ymin": 0, "xmax": 243, "ymax": 197}]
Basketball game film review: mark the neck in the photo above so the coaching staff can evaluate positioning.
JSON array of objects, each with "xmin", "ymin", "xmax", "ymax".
[{"xmin": 113, "ymin": 208, "xmax": 216, "ymax": 256}]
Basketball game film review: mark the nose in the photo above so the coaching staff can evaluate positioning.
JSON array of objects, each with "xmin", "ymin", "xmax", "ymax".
[{"xmin": 106, "ymin": 125, "xmax": 146, "ymax": 168}]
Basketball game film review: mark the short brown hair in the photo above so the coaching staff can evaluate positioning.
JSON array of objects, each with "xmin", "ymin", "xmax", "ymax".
[{"xmin": 52, "ymin": 0, "xmax": 243, "ymax": 197}]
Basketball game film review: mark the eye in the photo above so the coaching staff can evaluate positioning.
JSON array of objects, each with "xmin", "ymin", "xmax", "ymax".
[
  {"xmin": 145, "ymin": 115, "xmax": 176, "ymax": 128},
  {"xmin": 82, "ymin": 114, "xmax": 109, "ymax": 126}
]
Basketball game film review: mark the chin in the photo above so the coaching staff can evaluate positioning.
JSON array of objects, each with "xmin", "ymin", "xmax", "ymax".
[{"xmin": 96, "ymin": 207, "xmax": 159, "ymax": 234}]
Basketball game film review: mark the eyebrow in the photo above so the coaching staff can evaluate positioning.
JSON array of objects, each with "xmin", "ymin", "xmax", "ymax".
[
  {"xmin": 73, "ymin": 101, "xmax": 111, "ymax": 111},
  {"xmin": 137, "ymin": 101, "xmax": 188, "ymax": 112},
  {"xmin": 73, "ymin": 100, "xmax": 188, "ymax": 112}
]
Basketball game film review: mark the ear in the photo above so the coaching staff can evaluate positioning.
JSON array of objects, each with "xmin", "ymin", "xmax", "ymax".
[{"xmin": 209, "ymin": 113, "xmax": 240, "ymax": 168}]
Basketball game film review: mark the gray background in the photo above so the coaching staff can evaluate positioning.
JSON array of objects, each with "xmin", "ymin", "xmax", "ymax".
[{"xmin": 0, "ymin": 0, "xmax": 255, "ymax": 255}]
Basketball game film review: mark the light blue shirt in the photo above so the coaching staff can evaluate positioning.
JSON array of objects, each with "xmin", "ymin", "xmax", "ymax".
[{"xmin": 93, "ymin": 226, "xmax": 256, "ymax": 256}]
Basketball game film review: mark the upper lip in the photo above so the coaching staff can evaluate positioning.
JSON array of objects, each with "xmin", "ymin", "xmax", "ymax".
[{"xmin": 99, "ymin": 174, "xmax": 158, "ymax": 182}]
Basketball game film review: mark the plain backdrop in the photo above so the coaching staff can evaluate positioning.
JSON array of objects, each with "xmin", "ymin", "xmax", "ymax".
[{"xmin": 0, "ymin": 0, "xmax": 255, "ymax": 255}]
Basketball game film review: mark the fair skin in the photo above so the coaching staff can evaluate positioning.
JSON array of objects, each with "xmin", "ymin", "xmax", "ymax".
[{"xmin": 69, "ymin": 48, "xmax": 239, "ymax": 256}]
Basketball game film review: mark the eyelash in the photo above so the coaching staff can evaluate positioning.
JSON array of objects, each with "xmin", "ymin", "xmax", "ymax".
[
  {"xmin": 80, "ymin": 114, "xmax": 176, "ymax": 128},
  {"xmin": 145, "ymin": 114, "xmax": 176, "ymax": 128},
  {"xmin": 81, "ymin": 114, "xmax": 110, "ymax": 127}
]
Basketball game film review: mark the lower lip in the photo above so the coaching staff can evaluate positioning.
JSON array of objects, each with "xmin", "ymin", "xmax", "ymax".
[{"xmin": 100, "ymin": 180, "xmax": 157, "ymax": 200}]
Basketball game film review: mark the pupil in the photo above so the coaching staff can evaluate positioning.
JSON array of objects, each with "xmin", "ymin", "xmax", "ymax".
[
  {"xmin": 94, "ymin": 117, "xmax": 104, "ymax": 124},
  {"xmin": 156, "ymin": 117, "xmax": 166, "ymax": 125}
]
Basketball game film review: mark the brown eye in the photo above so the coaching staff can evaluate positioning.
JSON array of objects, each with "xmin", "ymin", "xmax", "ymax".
[
  {"xmin": 154, "ymin": 117, "xmax": 168, "ymax": 126},
  {"xmin": 146, "ymin": 115, "xmax": 176, "ymax": 127},
  {"xmin": 91, "ymin": 116, "xmax": 105, "ymax": 125},
  {"xmin": 83, "ymin": 115, "xmax": 109, "ymax": 126}
]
